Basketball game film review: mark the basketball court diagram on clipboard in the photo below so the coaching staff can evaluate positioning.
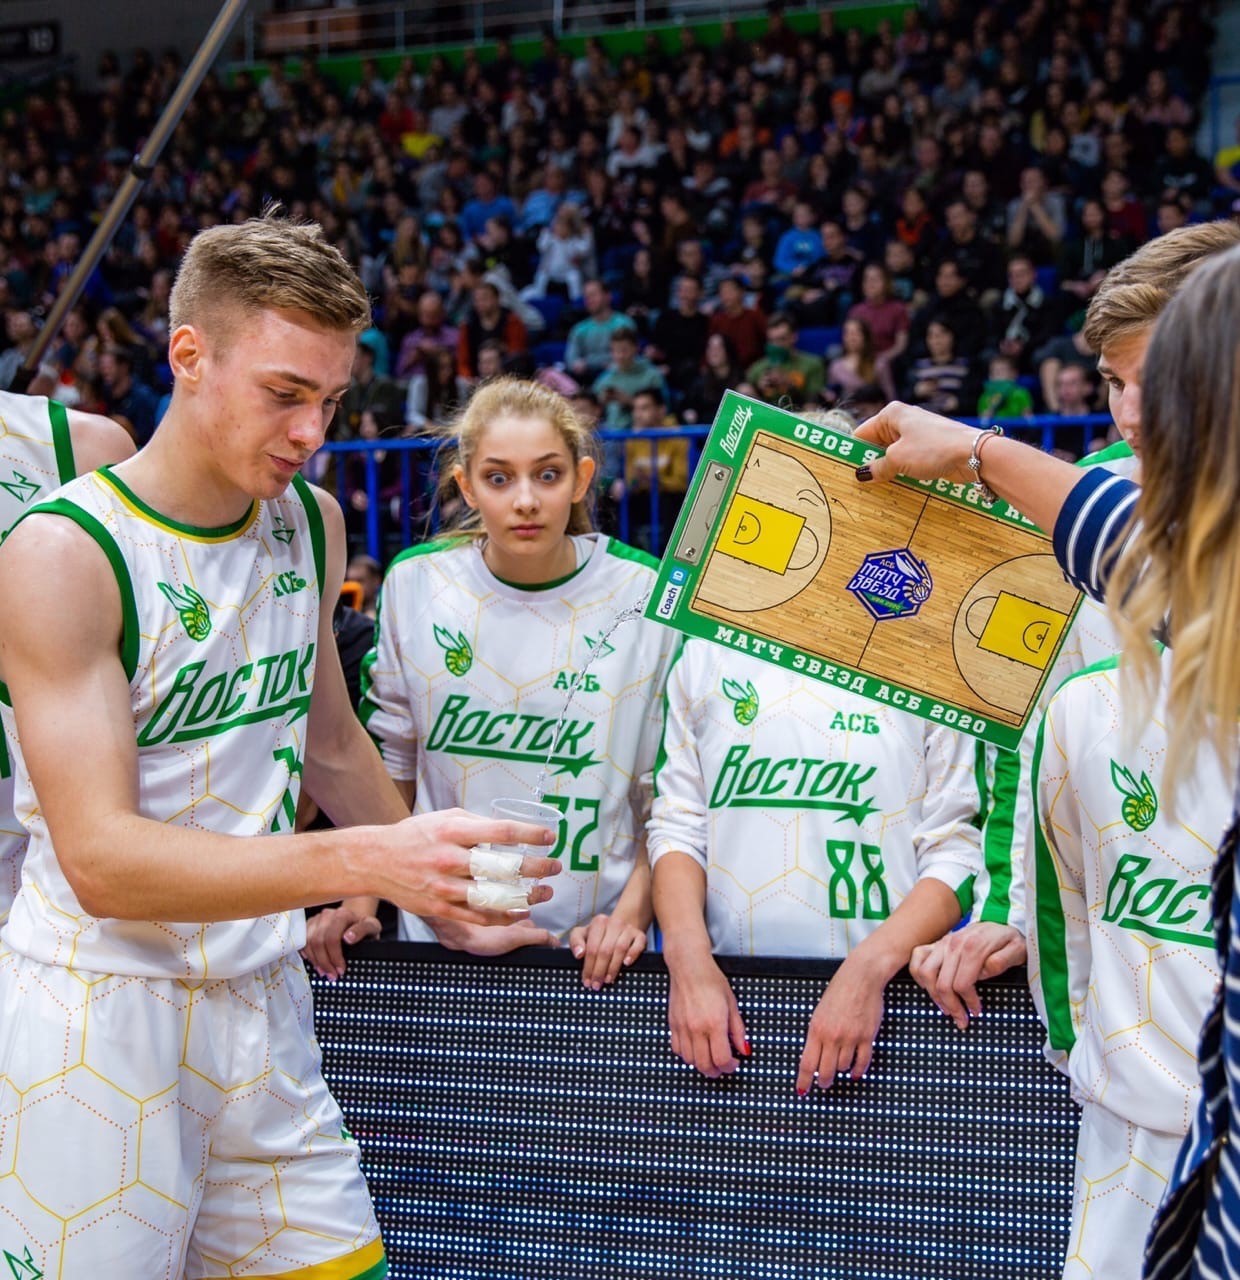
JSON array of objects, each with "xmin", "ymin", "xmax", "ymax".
[{"xmin": 646, "ymin": 393, "xmax": 1083, "ymax": 751}]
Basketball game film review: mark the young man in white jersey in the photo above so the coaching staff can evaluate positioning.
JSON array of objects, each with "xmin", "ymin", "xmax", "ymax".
[
  {"xmin": 1028, "ymin": 659, "xmax": 1228, "ymax": 1279},
  {"xmin": 909, "ymin": 219, "xmax": 1240, "ymax": 1029},
  {"xmin": 0, "ymin": 217, "xmax": 560, "ymax": 1280},
  {"xmin": 648, "ymin": 641, "xmax": 982, "ymax": 1089},
  {"xmin": 0, "ymin": 393, "xmax": 133, "ymax": 922}
]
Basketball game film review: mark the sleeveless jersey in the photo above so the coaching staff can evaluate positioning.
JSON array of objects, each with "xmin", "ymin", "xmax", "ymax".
[
  {"xmin": 1028, "ymin": 656, "xmax": 1225, "ymax": 1136},
  {"xmin": 1, "ymin": 466, "xmax": 326, "ymax": 979},
  {"xmin": 0, "ymin": 395, "xmax": 79, "ymax": 924},
  {"xmin": 974, "ymin": 444, "xmax": 1140, "ymax": 935},
  {"xmin": 360, "ymin": 534, "xmax": 677, "ymax": 941},
  {"xmin": 647, "ymin": 642, "xmax": 983, "ymax": 957}
]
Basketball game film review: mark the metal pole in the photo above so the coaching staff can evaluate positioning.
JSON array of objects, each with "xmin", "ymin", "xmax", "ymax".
[{"xmin": 19, "ymin": 0, "xmax": 250, "ymax": 386}]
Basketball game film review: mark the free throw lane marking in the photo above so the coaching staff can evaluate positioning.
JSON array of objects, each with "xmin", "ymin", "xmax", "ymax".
[
  {"xmin": 976, "ymin": 591, "xmax": 1069, "ymax": 669},
  {"xmin": 716, "ymin": 494, "xmax": 805, "ymax": 574}
]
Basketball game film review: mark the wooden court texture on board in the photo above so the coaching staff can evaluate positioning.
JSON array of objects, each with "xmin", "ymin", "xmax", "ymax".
[{"xmin": 646, "ymin": 392, "xmax": 1083, "ymax": 750}]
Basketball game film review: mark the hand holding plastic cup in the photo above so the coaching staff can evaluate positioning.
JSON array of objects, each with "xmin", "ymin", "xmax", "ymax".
[{"xmin": 467, "ymin": 798, "xmax": 564, "ymax": 914}]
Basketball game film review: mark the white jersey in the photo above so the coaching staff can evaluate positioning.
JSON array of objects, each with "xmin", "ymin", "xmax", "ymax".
[
  {"xmin": 646, "ymin": 643, "xmax": 982, "ymax": 956},
  {"xmin": 1027, "ymin": 656, "xmax": 1225, "ymax": 1136},
  {"xmin": 1, "ymin": 467, "xmax": 326, "ymax": 979},
  {"xmin": 360, "ymin": 534, "xmax": 677, "ymax": 940},
  {"xmin": 974, "ymin": 443, "xmax": 1139, "ymax": 936},
  {"xmin": 0, "ymin": 395, "xmax": 81, "ymax": 924}
]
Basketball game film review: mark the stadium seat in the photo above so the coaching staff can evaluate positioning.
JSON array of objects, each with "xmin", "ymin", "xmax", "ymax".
[
  {"xmin": 529, "ymin": 295, "xmax": 566, "ymax": 333},
  {"xmin": 1036, "ymin": 266, "xmax": 1060, "ymax": 296},
  {"xmin": 798, "ymin": 326, "xmax": 842, "ymax": 357},
  {"xmin": 532, "ymin": 340, "xmax": 567, "ymax": 367}
]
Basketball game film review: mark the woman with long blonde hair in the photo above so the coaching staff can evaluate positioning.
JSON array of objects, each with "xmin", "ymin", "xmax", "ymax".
[{"xmin": 305, "ymin": 378, "xmax": 677, "ymax": 989}]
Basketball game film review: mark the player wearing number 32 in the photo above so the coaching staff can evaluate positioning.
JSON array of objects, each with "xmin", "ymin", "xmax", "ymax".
[
  {"xmin": 647, "ymin": 639, "xmax": 982, "ymax": 1090},
  {"xmin": 306, "ymin": 378, "xmax": 678, "ymax": 987}
]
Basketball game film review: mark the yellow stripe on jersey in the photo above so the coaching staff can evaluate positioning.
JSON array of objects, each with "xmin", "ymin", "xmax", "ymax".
[
  {"xmin": 716, "ymin": 494, "xmax": 805, "ymax": 574},
  {"xmin": 199, "ymin": 1236, "xmax": 387, "ymax": 1280},
  {"xmin": 95, "ymin": 468, "xmax": 260, "ymax": 543},
  {"xmin": 976, "ymin": 591, "xmax": 1070, "ymax": 670}
]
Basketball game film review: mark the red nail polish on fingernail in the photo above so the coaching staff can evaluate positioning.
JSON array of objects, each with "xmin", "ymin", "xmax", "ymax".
[
  {"xmin": 796, "ymin": 1086, "xmax": 808, "ymax": 1097},
  {"xmin": 741, "ymin": 1040, "xmax": 752, "ymax": 1057}
]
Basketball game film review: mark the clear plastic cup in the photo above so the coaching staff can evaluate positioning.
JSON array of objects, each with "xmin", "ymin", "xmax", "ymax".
[{"xmin": 488, "ymin": 797, "xmax": 563, "ymax": 856}]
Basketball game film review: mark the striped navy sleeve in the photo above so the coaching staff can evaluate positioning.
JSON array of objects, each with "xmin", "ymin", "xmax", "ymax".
[{"xmin": 1052, "ymin": 467, "xmax": 1141, "ymax": 602}]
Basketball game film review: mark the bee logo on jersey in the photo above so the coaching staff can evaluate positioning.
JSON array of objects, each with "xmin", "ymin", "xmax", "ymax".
[
  {"xmin": 433, "ymin": 624, "xmax": 473, "ymax": 676},
  {"xmin": 1111, "ymin": 760, "xmax": 1158, "ymax": 832},
  {"xmin": 157, "ymin": 580, "xmax": 213, "ymax": 642},
  {"xmin": 847, "ymin": 549, "xmax": 933, "ymax": 621},
  {"xmin": 2, "ymin": 1246, "xmax": 43, "ymax": 1280},
  {"xmin": 722, "ymin": 677, "xmax": 760, "ymax": 725}
]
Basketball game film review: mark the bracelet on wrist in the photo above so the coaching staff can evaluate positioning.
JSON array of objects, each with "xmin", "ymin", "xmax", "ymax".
[{"xmin": 967, "ymin": 426, "xmax": 1004, "ymax": 508}]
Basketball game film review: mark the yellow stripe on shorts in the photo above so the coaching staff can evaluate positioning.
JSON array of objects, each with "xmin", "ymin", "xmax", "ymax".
[{"xmin": 201, "ymin": 1237, "xmax": 387, "ymax": 1280}]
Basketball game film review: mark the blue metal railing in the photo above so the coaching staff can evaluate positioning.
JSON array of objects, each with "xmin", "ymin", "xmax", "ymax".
[{"xmin": 317, "ymin": 415, "xmax": 1115, "ymax": 563}]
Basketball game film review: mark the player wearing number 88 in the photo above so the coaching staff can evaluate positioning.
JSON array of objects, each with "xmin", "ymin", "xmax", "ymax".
[
  {"xmin": 648, "ymin": 640, "xmax": 982, "ymax": 1089},
  {"xmin": 306, "ymin": 378, "xmax": 677, "ymax": 988}
]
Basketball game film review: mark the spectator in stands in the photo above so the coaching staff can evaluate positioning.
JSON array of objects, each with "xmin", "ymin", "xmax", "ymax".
[
  {"xmin": 594, "ymin": 328, "xmax": 666, "ymax": 428},
  {"xmin": 1006, "ymin": 166, "xmax": 1067, "ymax": 264},
  {"xmin": 648, "ymin": 275, "xmax": 709, "ymax": 393},
  {"xmin": 1100, "ymin": 168, "xmax": 1149, "ymax": 245},
  {"xmin": 772, "ymin": 200, "xmax": 825, "ymax": 287},
  {"xmin": 936, "ymin": 201, "xmax": 1005, "ymax": 302},
  {"xmin": 827, "ymin": 317, "xmax": 893, "ymax": 405},
  {"xmin": 746, "ymin": 312, "xmax": 824, "ymax": 410},
  {"xmin": 525, "ymin": 203, "xmax": 594, "ymax": 301},
  {"xmin": 847, "ymin": 263, "xmax": 909, "ymax": 369},
  {"xmin": 905, "ymin": 319, "xmax": 977, "ymax": 415},
  {"xmin": 894, "ymin": 186, "xmax": 937, "ymax": 266},
  {"xmin": 517, "ymin": 163, "xmax": 569, "ymax": 237},
  {"xmin": 0, "ymin": 310, "xmax": 37, "ymax": 390},
  {"xmin": 98, "ymin": 344, "xmax": 159, "ymax": 446},
  {"xmin": 338, "ymin": 341, "xmax": 405, "ymax": 441},
  {"xmin": 977, "ymin": 353, "xmax": 1034, "ymax": 420},
  {"xmin": 1053, "ymin": 363, "xmax": 1099, "ymax": 423},
  {"xmin": 961, "ymin": 168, "xmax": 1008, "ymax": 244},
  {"xmin": 395, "ymin": 290, "xmax": 459, "ymax": 381},
  {"xmin": 683, "ymin": 332, "xmax": 742, "ymax": 425},
  {"xmin": 345, "ymin": 555, "xmax": 382, "ymax": 620},
  {"xmin": 566, "ymin": 279, "xmax": 635, "ymax": 383},
  {"xmin": 1058, "ymin": 198, "xmax": 1132, "ymax": 308},
  {"xmin": 623, "ymin": 387, "xmax": 689, "ymax": 553},
  {"xmin": 406, "ymin": 346, "xmax": 469, "ymax": 433},
  {"xmin": 457, "ymin": 280, "xmax": 528, "ymax": 380},
  {"xmin": 709, "ymin": 276, "xmax": 767, "ymax": 370},
  {"xmin": 991, "ymin": 254, "xmax": 1057, "ymax": 373},
  {"xmin": 460, "ymin": 170, "xmax": 517, "ymax": 243},
  {"xmin": 618, "ymin": 247, "xmax": 663, "ymax": 338},
  {"xmin": 908, "ymin": 259, "xmax": 986, "ymax": 360},
  {"xmin": 787, "ymin": 220, "xmax": 862, "ymax": 327},
  {"xmin": 1156, "ymin": 126, "xmax": 1217, "ymax": 211}
]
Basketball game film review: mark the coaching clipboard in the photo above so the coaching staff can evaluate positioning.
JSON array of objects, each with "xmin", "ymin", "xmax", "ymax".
[{"xmin": 645, "ymin": 392, "xmax": 1083, "ymax": 751}]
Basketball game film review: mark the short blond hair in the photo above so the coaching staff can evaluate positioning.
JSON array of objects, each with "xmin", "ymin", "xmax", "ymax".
[
  {"xmin": 1081, "ymin": 220, "xmax": 1240, "ymax": 353},
  {"xmin": 169, "ymin": 212, "xmax": 371, "ymax": 340}
]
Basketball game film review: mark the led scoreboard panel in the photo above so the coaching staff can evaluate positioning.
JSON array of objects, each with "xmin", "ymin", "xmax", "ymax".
[
  {"xmin": 312, "ymin": 945, "xmax": 1076, "ymax": 1280},
  {"xmin": 645, "ymin": 393, "xmax": 1084, "ymax": 750}
]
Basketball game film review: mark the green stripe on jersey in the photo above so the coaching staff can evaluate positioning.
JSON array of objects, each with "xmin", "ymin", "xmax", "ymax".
[
  {"xmin": 650, "ymin": 636, "xmax": 686, "ymax": 798},
  {"xmin": 1031, "ymin": 712, "xmax": 1076, "ymax": 1053},
  {"xmin": 48, "ymin": 398, "xmax": 76, "ymax": 485},
  {"xmin": 1078, "ymin": 440, "xmax": 1134, "ymax": 469},
  {"xmin": 979, "ymin": 744, "xmax": 1022, "ymax": 925},
  {"xmin": 605, "ymin": 537, "xmax": 659, "ymax": 572},
  {"xmin": 25, "ymin": 498, "xmax": 140, "ymax": 681},
  {"xmin": 291, "ymin": 474, "xmax": 326, "ymax": 598}
]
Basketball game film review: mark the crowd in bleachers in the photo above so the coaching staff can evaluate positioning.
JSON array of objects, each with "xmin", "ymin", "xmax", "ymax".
[{"xmin": 3, "ymin": 0, "xmax": 1234, "ymax": 544}]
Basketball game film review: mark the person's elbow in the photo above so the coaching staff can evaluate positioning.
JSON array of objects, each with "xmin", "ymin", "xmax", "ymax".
[{"xmin": 57, "ymin": 821, "xmax": 135, "ymax": 918}]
